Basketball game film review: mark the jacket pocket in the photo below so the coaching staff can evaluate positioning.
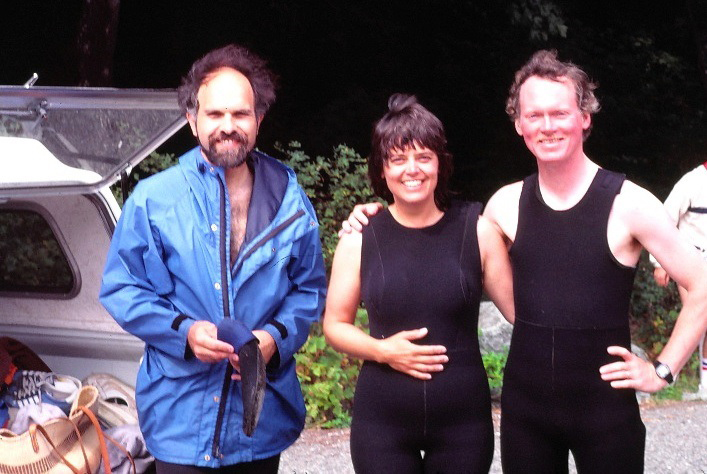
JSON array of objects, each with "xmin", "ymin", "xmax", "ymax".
[{"xmin": 146, "ymin": 346, "xmax": 212, "ymax": 379}]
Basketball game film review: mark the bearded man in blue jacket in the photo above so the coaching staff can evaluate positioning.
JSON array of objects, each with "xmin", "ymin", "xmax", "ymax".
[{"xmin": 100, "ymin": 44, "xmax": 326, "ymax": 473}]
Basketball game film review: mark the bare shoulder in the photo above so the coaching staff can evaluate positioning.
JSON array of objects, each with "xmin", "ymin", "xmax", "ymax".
[
  {"xmin": 485, "ymin": 182, "xmax": 522, "ymax": 218},
  {"xmin": 613, "ymin": 179, "xmax": 665, "ymax": 220},
  {"xmin": 487, "ymin": 181, "xmax": 523, "ymax": 205},
  {"xmin": 476, "ymin": 214, "xmax": 502, "ymax": 238},
  {"xmin": 610, "ymin": 179, "xmax": 676, "ymax": 248},
  {"xmin": 484, "ymin": 181, "xmax": 522, "ymax": 243},
  {"xmin": 476, "ymin": 214, "xmax": 507, "ymax": 251}
]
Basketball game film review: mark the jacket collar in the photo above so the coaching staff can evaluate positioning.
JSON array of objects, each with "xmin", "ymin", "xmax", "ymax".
[
  {"xmin": 245, "ymin": 151, "xmax": 288, "ymax": 243},
  {"xmin": 181, "ymin": 147, "xmax": 290, "ymax": 244}
]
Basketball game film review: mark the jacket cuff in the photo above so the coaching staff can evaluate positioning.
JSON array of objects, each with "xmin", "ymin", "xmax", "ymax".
[
  {"xmin": 171, "ymin": 313, "xmax": 196, "ymax": 360},
  {"xmin": 263, "ymin": 320, "xmax": 287, "ymax": 371}
]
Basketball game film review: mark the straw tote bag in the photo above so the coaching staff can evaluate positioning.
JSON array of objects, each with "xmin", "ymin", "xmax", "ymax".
[{"xmin": 0, "ymin": 384, "xmax": 130, "ymax": 474}]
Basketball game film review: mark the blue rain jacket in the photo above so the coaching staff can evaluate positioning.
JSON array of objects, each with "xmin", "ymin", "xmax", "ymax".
[{"xmin": 100, "ymin": 148, "xmax": 326, "ymax": 466}]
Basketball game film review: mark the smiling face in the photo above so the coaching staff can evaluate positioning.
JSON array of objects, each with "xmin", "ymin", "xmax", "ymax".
[
  {"xmin": 187, "ymin": 67, "xmax": 260, "ymax": 168},
  {"xmin": 515, "ymin": 75, "xmax": 591, "ymax": 165},
  {"xmin": 383, "ymin": 143, "xmax": 439, "ymax": 208}
]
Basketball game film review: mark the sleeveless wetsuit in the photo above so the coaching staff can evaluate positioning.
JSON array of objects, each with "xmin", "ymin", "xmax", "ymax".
[
  {"xmin": 501, "ymin": 169, "xmax": 645, "ymax": 474},
  {"xmin": 351, "ymin": 201, "xmax": 493, "ymax": 474}
]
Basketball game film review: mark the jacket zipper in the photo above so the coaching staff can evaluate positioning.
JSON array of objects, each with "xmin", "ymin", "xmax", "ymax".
[
  {"xmin": 212, "ymin": 177, "xmax": 232, "ymax": 459},
  {"xmin": 210, "ymin": 179, "xmax": 306, "ymax": 459}
]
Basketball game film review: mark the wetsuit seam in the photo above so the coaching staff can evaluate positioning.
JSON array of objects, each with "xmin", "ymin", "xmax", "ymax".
[
  {"xmin": 514, "ymin": 316, "xmax": 627, "ymax": 331},
  {"xmin": 423, "ymin": 380, "xmax": 428, "ymax": 439},
  {"xmin": 369, "ymin": 223, "xmax": 385, "ymax": 322},
  {"xmin": 458, "ymin": 204, "xmax": 471, "ymax": 305},
  {"xmin": 551, "ymin": 327, "xmax": 556, "ymax": 392}
]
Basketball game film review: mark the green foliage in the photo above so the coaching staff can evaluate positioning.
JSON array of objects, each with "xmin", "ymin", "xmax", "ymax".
[
  {"xmin": 629, "ymin": 253, "xmax": 683, "ymax": 358},
  {"xmin": 276, "ymin": 141, "xmax": 380, "ymax": 273},
  {"xmin": 295, "ymin": 309, "xmax": 368, "ymax": 427},
  {"xmin": 482, "ymin": 349, "xmax": 508, "ymax": 393},
  {"xmin": 629, "ymin": 251, "xmax": 702, "ymax": 397}
]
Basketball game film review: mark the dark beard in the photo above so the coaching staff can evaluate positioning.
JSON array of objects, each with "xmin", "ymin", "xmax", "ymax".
[{"xmin": 203, "ymin": 131, "xmax": 251, "ymax": 169}]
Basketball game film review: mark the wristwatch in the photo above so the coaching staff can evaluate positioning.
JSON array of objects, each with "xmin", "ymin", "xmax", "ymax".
[{"xmin": 653, "ymin": 360, "xmax": 674, "ymax": 385}]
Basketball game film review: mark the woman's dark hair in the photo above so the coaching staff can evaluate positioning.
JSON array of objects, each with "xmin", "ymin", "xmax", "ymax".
[
  {"xmin": 177, "ymin": 44, "xmax": 278, "ymax": 120},
  {"xmin": 369, "ymin": 94, "xmax": 453, "ymax": 210},
  {"xmin": 506, "ymin": 49, "xmax": 599, "ymax": 140}
]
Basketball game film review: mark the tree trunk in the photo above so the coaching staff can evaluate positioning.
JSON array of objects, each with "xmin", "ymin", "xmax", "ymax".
[{"xmin": 77, "ymin": 0, "xmax": 120, "ymax": 86}]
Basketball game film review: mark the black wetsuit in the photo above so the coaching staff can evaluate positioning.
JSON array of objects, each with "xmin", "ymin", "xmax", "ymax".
[
  {"xmin": 351, "ymin": 201, "xmax": 493, "ymax": 474},
  {"xmin": 501, "ymin": 169, "xmax": 645, "ymax": 474}
]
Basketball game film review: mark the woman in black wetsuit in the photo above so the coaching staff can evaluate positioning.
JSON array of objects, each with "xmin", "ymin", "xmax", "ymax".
[{"xmin": 323, "ymin": 94, "xmax": 515, "ymax": 474}]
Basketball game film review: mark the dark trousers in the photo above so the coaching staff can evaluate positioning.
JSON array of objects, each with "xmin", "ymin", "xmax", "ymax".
[{"xmin": 155, "ymin": 454, "xmax": 280, "ymax": 474}]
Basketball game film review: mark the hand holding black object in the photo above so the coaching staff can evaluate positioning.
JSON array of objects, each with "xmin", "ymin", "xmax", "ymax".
[{"xmin": 217, "ymin": 319, "xmax": 266, "ymax": 437}]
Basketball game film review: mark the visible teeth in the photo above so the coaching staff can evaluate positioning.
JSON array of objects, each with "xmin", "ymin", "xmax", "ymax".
[{"xmin": 404, "ymin": 180, "xmax": 422, "ymax": 187}]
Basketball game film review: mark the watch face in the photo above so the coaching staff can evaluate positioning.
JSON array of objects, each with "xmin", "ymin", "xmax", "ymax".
[
  {"xmin": 654, "ymin": 362, "xmax": 673, "ymax": 383},
  {"xmin": 656, "ymin": 365, "xmax": 670, "ymax": 378}
]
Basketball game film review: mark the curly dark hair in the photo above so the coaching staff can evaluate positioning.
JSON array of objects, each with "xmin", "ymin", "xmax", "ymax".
[
  {"xmin": 369, "ymin": 94, "xmax": 453, "ymax": 210},
  {"xmin": 177, "ymin": 44, "xmax": 278, "ymax": 119},
  {"xmin": 506, "ymin": 50, "xmax": 600, "ymax": 140}
]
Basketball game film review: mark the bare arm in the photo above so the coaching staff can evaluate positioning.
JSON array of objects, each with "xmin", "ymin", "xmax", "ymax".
[
  {"xmin": 478, "ymin": 215, "xmax": 515, "ymax": 324},
  {"xmin": 601, "ymin": 184, "xmax": 707, "ymax": 392},
  {"xmin": 482, "ymin": 182, "xmax": 522, "ymax": 248},
  {"xmin": 322, "ymin": 231, "xmax": 448, "ymax": 380}
]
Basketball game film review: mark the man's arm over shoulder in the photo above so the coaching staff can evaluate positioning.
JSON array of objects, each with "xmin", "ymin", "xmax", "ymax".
[
  {"xmin": 339, "ymin": 202, "xmax": 385, "ymax": 236},
  {"xmin": 483, "ymin": 181, "xmax": 523, "ymax": 247}
]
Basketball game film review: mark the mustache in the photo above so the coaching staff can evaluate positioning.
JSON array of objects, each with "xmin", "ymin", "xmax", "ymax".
[{"xmin": 210, "ymin": 131, "xmax": 247, "ymax": 146}]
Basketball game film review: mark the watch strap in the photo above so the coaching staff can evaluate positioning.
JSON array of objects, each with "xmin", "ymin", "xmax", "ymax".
[{"xmin": 653, "ymin": 360, "xmax": 674, "ymax": 385}]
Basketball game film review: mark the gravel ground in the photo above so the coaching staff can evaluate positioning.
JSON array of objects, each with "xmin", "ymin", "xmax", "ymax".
[{"xmin": 279, "ymin": 400, "xmax": 707, "ymax": 473}]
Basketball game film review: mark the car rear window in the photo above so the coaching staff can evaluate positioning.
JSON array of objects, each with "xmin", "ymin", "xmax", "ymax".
[{"xmin": 0, "ymin": 209, "xmax": 74, "ymax": 294}]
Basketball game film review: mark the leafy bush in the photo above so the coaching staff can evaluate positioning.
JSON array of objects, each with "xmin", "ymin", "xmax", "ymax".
[
  {"xmin": 629, "ymin": 252, "xmax": 683, "ymax": 358},
  {"xmin": 630, "ymin": 251, "xmax": 700, "ymax": 397},
  {"xmin": 276, "ymin": 141, "xmax": 380, "ymax": 273},
  {"xmin": 295, "ymin": 309, "xmax": 368, "ymax": 427},
  {"xmin": 482, "ymin": 349, "xmax": 508, "ymax": 395}
]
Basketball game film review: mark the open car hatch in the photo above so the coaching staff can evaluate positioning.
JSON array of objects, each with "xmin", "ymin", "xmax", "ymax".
[{"xmin": 0, "ymin": 86, "xmax": 186, "ymax": 198}]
